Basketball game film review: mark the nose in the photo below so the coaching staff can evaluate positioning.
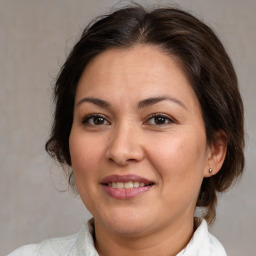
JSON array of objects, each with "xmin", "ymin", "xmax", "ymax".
[{"xmin": 106, "ymin": 123, "xmax": 144, "ymax": 166}]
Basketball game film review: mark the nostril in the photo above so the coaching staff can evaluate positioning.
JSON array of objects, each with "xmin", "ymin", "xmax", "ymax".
[{"xmin": 107, "ymin": 151, "xmax": 140, "ymax": 166}]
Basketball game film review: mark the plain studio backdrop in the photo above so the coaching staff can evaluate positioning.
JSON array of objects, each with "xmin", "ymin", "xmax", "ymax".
[{"xmin": 1, "ymin": 0, "xmax": 255, "ymax": 255}]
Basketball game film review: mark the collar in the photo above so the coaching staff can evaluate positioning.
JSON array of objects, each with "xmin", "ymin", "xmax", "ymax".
[{"xmin": 68, "ymin": 218, "xmax": 226, "ymax": 256}]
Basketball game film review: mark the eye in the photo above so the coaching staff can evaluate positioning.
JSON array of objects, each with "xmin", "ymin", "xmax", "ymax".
[
  {"xmin": 146, "ymin": 113, "xmax": 174, "ymax": 125},
  {"xmin": 82, "ymin": 114, "xmax": 110, "ymax": 126}
]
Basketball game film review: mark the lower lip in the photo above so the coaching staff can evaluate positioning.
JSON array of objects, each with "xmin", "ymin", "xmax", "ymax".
[{"xmin": 102, "ymin": 185, "xmax": 153, "ymax": 200}]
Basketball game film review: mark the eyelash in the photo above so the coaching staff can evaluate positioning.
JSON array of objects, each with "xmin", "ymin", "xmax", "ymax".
[
  {"xmin": 81, "ymin": 114, "xmax": 110, "ymax": 126},
  {"xmin": 81, "ymin": 113, "xmax": 175, "ymax": 127},
  {"xmin": 144, "ymin": 113, "xmax": 175, "ymax": 126}
]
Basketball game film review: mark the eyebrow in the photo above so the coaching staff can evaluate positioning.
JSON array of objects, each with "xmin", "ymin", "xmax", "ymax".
[
  {"xmin": 76, "ymin": 95, "xmax": 186, "ymax": 109},
  {"xmin": 77, "ymin": 97, "xmax": 110, "ymax": 108},
  {"xmin": 138, "ymin": 96, "xmax": 187, "ymax": 109}
]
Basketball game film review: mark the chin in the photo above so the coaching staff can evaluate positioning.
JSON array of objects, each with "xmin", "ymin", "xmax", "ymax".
[
  {"xmin": 109, "ymin": 221, "xmax": 149, "ymax": 237},
  {"xmin": 99, "ymin": 209, "xmax": 153, "ymax": 236}
]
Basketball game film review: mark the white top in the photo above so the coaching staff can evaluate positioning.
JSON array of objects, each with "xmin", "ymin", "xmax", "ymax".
[{"xmin": 7, "ymin": 219, "xmax": 227, "ymax": 256}]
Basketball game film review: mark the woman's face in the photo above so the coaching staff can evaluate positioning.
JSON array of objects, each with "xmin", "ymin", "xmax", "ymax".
[{"xmin": 69, "ymin": 45, "xmax": 212, "ymax": 236}]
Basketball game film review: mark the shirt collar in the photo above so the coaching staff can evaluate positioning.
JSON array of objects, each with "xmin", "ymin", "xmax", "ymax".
[{"xmin": 68, "ymin": 218, "xmax": 226, "ymax": 256}]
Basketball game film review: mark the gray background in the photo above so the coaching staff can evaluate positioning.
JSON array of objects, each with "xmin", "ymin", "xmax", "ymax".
[{"xmin": 1, "ymin": 0, "xmax": 255, "ymax": 255}]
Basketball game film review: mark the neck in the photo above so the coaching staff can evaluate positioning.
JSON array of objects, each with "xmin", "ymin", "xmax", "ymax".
[{"xmin": 94, "ymin": 217, "xmax": 195, "ymax": 256}]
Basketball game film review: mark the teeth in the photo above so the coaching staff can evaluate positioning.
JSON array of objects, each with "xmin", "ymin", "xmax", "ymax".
[
  {"xmin": 108, "ymin": 181, "xmax": 147, "ymax": 189},
  {"xmin": 124, "ymin": 181, "xmax": 133, "ymax": 189},
  {"xmin": 116, "ymin": 182, "xmax": 124, "ymax": 189},
  {"xmin": 133, "ymin": 181, "xmax": 139, "ymax": 188}
]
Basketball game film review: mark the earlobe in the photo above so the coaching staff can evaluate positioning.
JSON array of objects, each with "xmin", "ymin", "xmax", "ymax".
[{"xmin": 204, "ymin": 130, "xmax": 228, "ymax": 177}]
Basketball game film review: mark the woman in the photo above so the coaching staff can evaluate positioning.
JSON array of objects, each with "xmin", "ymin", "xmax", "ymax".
[{"xmin": 8, "ymin": 5, "xmax": 244, "ymax": 256}]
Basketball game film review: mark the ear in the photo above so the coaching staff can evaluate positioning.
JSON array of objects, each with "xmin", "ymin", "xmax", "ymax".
[{"xmin": 204, "ymin": 130, "xmax": 228, "ymax": 177}]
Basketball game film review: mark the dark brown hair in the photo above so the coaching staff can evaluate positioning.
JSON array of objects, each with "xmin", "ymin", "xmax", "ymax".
[{"xmin": 46, "ymin": 5, "xmax": 244, "ymax": 223}]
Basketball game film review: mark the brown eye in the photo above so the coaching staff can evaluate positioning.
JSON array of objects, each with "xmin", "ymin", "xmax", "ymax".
[
  {"xmin": 92, "ymin": 116, "xmax": 105, "ymax": 125},
  {"xmin": 82, "ymin": 114, "xmax": 110, "ymax": 126},
  {"xmin": 154, "ymin": 116, "xmax": 168, "ymax": 125},
  {"xmin": 146, "ymin": 114, "xmax": 174, "ymax": 125}
]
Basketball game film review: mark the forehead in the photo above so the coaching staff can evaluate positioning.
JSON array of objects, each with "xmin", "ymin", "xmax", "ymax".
[
  {"xmin": 76, "ymin": 44, "xmax": 199, "ymax": 109},
  {"xmin": 80, "ymin": 44, "xmax": 186, "ymax": 83}
]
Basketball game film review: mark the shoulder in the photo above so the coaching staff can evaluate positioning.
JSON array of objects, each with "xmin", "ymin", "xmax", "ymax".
[
  {"xmin": 198, "ymin": 219, "xmax": 227, "ymax": 256},
  {"xmin": 7, "ymin": 233, "xmax": 78, "ymax": 256},
  {"xmin": 7, "ymin": 244, "xmax": 38, "ymax": 256},
  {"xmin": 177, "ymin": 219, "xmax": 227, "ymax": 256},
  {"xmin": 7, "ymin": 221, "xmax": 97, "ymax": 256},
  {"xmin": 208, "ymin": 231, "xmax": 227, "ymax": 256}
]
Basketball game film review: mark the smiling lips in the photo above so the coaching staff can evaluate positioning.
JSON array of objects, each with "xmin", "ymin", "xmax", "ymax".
[{"xmin": 101, "ymin": 174, "xmax": 155, "ymax": 200}]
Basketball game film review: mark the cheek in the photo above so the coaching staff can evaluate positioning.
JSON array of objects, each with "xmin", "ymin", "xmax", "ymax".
[
  {"xmin": 69, "ymin": 132, "xmax": 104, "ymax": 183},
  {"xmin": 148, "ymin": 137, "xmax": 206, "ymax": 213},
  {"xmin": 147, "ymin": 133, "xmax": 207, "ymax": 189},
  {"xmin": 69, "ymin": 131, "xmax": 107, "ymax": 211}
]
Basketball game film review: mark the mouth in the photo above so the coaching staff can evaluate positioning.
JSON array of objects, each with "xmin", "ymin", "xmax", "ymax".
[
  {"xmin": 106, "ymin": 181, "xmax": 154, "ymax": 189},
  {"xmin": 101, "ymin": 174, "xmax": 155, "ymax": 187},
  {"xmin": 101, "ymin": 174, "xmax": 155, "ymax": 199}
]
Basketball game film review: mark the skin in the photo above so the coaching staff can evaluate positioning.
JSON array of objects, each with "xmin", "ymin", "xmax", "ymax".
[{"xmin": 69, "ymin": 45, "xmax": 227, "ymax": 256}]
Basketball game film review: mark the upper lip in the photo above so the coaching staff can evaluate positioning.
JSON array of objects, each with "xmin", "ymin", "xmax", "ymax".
[{"xmin": 101, "ymin": 174, "xmax": 154, "ymax": 185}]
